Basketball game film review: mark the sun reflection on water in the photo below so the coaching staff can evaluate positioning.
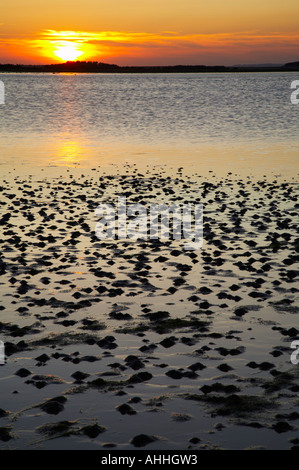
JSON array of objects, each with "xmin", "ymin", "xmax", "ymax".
[{"xmin": 55, "ymin": 140, "xmax": 87, "ymax": 167}]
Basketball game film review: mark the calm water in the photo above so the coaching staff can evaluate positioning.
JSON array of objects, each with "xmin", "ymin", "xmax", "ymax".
[{"xmin": 0, "ymin": 72, "xmax": 298, "ymax": 174}]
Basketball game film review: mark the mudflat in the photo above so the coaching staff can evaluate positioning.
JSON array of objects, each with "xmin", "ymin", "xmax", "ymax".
[{"xmin": 0, "ymin": 165, "xmax": 298, "ymax": 450}]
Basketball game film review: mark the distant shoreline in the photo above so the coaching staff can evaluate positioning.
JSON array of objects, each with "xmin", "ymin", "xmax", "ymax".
[{"xmin": 0, "ymin": 60, "xmax": 299, "ymax": 74}]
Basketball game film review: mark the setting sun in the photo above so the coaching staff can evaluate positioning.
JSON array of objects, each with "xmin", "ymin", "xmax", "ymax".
[
  {"xmin": 54, "ymin": 41, "xmax": 83, "ymax": 61},
  {"xmin": 1, "ymin": 1, "xmax": 299, "ymax": 65}
]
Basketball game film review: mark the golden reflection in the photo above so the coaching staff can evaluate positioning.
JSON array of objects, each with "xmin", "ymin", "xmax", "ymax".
[{"xmin": 55, "ymin": 140, "xmax": 87, "ymax": 167}]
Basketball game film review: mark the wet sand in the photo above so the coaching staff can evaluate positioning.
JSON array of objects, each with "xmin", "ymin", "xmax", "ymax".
[{"xmin": 0, "ymin": 164, "xmax": 298, "ymax": 450}]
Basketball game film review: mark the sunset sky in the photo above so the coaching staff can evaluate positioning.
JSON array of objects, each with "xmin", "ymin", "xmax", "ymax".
[{"xmin": 1, "ymin": 0, "xmax": 299, "ymax": 65}]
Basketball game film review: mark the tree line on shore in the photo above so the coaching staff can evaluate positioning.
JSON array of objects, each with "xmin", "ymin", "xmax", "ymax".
[{"xmin": 0, "ymin": 60, "xmax": 298, "ymax": 73}]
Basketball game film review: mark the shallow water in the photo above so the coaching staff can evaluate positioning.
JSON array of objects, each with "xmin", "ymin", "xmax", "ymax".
[
  {"xmin": 0, "ymin": 72, "xmax": 298, "ymax": 175},
  {"xmin": 0, "ymin": 169, "xmax": 298, "ymax": 449},
  {"xmin": 0, "ymin": 72, "xmax": 298, "ymax": 449}
]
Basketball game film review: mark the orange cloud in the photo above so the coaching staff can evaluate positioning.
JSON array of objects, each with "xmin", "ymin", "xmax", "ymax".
[{"xmin": 1, "ymin": 28, "xmax": 299, "ymax": 65}]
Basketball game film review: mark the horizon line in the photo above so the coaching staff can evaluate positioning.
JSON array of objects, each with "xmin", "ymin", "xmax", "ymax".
[{"xmin": 0, "ymin": 59, "xmax": 299, "ymax": 68}]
